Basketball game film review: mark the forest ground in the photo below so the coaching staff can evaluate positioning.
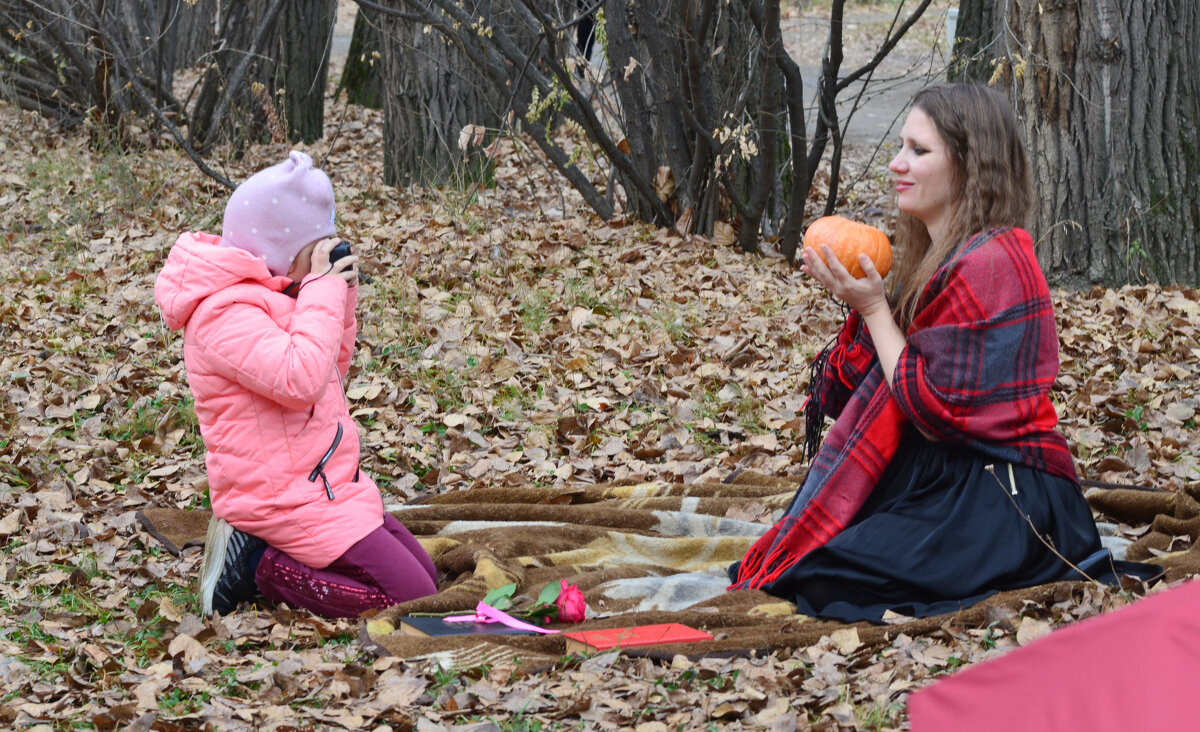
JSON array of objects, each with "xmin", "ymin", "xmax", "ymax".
[{"xmin": 1, "ymin": 1, "xmax": 1197, "ymax": 730}]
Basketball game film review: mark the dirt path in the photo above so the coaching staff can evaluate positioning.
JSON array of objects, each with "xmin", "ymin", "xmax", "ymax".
[{"xmin": 782, "ymin": 3, "xmax": 957, "ymax": 144}]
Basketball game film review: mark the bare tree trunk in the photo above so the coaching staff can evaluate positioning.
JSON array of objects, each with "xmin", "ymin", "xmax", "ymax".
[
  {"xmin": 278, "ymin": 0, "xmax": 337, "ymax": 143},
  {"xmin": 606, "ymin": 0, "xmax": 761, "ymax": 230},
  {"xmin": 338, "ymin": 6, "xmax": 385, "ymax": 109},
  {"xmin": 948, "ymin": 0, "xmax": 997, "ymax": 83},
  {"xmin": 375, "ymin": 0, "xmax": 552, "ymax": 188},
  {"xmin": 188, "ymin": 0, "xmax": 285, "ymax": 153},
  {"xmin": 4, "ymin": 0, "xmax": 940, "ymax": 240},
  {"xmin": 1002, "ymin": 0, "xmax": 1200, "ymax": 286},
  {"xmin": 0, "ymin": 0, "xmax": 186, "ymax": 135},
  {"xmin": 0, "ymin": 2, "xmax": 90, "ymax": 127},
  {"xmin": 738, "ymin": 0, "xmax": 781, "ymax": 253},
  {"xmin": 171, "ymin": 0, "xmax": 217, "ymax": 70},
  {"xmin": 378, "ymin": 0, "xmax": 506, "ymax": 187},
  {"xmin": 364, "ymin": 0, "xmax": 929, "ymax": 243}
]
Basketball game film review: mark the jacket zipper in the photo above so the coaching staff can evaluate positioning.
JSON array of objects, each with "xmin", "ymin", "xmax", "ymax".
[{"xmin": 309, "ymin": 423, "xmax": 343, "ymax": 500}]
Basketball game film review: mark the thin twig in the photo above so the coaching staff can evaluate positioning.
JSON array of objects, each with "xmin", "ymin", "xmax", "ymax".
[
  {"xmin": 986, "ymin": 463, "xmax": 1099, "ymax": 585},
  {"xmin": 455, "ymin": 33, "xmax": 545, "ymax": 220},
  {"xmin": 320, "ymin": 91, "xmax": 353, "ymax": 170}
]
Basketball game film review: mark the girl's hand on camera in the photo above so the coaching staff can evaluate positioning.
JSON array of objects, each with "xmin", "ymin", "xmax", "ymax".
[{"xmin": 311, "ymin": 238, "xmax": 359, "ymax": 286}]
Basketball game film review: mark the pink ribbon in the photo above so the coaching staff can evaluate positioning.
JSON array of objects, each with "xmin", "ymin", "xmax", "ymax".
[{"xmin": 443, "ymin": 601, "xmax": 561, "ymax": 635}]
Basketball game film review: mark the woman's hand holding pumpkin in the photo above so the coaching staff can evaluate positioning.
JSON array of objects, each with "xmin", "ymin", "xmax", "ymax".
[
  {"xmin": 799, "ymin": 216, "xmax": 902, "ymax": 391},
  {"xmin": 801, "ymin": 245, "xmax": 888, "ymax": 317}
]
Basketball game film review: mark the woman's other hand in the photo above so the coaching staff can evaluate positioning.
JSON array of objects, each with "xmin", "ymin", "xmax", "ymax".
[{"xmin": 801, "ymin": 245, "xmax": 888, "ymax": 317}]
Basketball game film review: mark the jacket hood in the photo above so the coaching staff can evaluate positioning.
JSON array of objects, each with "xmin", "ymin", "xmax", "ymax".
[{"xmin": 155, "ymin": 231, "xmax": 290, "ymax": 330}]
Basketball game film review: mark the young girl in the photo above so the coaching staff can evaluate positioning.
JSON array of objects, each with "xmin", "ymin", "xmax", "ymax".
[
  {"xmin": 729, "ymin": 84, "xmax": 1157, "ymax": 622},
  {"xmin": 155, "ymin": 151, "xmax": 437, "ymax": 618}
]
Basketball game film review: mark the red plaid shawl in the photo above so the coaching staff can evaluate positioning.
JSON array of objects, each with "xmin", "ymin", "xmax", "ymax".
[{"xmin": 731, "ymin": 228, "xmax": 1078, "ymax": 589}]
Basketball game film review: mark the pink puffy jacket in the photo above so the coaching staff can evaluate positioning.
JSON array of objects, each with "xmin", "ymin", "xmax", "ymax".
[{"xmin": 155, "ymin": 232, "xmax": 383, "ymax": 568}]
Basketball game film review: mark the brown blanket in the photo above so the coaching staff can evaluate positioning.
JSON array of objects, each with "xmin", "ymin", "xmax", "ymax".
[
  {"xmin": 138, "ymin": 472, "xmax": 1178, "ymax": 666},
  {"xmin": 1087, "ymin": 482, "xmax": 1200, "ymax": 580}
]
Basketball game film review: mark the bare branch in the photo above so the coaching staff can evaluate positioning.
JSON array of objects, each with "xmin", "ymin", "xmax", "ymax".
[
  {"xmin": 836, "ymin": 0, "xmax": 933, "ymax": 93},
  {"xmin": 85, "ymin": 4, "xmax": 234, "ymax": 188},
  {"xmin": 515, "ymin": 0, "xmax": 671, "ymax": 223},
  {"xmin": 194, "ymin": 0, "xmax": 287, "ymax": 150}
]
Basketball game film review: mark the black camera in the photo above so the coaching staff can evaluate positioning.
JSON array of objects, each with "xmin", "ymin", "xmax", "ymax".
[{"xmin": 329, "ymin": 240, "xmax": 352, "ymax": 264}]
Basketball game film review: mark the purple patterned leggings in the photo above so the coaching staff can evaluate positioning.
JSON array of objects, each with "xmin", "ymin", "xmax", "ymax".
[{"xmin": 254, "ymin": 514, "xmax": 437, "ymax": 619}]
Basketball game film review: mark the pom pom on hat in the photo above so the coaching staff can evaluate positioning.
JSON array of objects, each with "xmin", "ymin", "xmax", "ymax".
[{"xmin": 221, "ymin": 151, "xmax": 337, "ymax": 275}]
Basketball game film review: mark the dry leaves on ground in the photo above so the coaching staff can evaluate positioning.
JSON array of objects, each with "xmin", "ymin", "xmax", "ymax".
[{"xmin": 1, "ymin": 4, "xmax": 1197, "ymax": 726}]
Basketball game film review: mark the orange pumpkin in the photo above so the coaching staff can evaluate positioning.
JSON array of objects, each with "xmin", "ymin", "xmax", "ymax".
[{"xmin": 802, "ymin": 216, "xmax": 892, "ymax": 279}]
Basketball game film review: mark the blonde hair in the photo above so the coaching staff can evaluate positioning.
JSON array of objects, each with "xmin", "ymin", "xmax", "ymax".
[{"xmin": 890, "ymin": 84, "xmax": 1032, "ymax": 329}]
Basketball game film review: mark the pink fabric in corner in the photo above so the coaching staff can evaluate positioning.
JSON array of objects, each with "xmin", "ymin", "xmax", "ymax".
[{"xmin": 908, "ymin": 578, "xmax": 1200, "ymax": 732}]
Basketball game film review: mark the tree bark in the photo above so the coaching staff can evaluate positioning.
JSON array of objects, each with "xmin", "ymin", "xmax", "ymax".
[
  {"xmin": 171, "ymin": 0, "xmax": 217, "ymax": 70},
  {"xmin": 365, "ymin": 0, "xmax": 930, "ymax": 247},
  {"xmin": 378, "ymin": 1, "xmax": 504, "ymax": 187},
  {"xmin": 948, "ymin": 0, "xmax": 997, "ymax": 83},
  {"xmin": 738, "ymin": 0, "xmax": 782, "ymax": 253},
  {"xmin": 376, "ymin": 0, "xmax": 555, "ymax": 188},
  {"xmin": 1, "ymin": 1, "xmax": 90, "ymax": 127},
  {"xmin": 278, "ymin": 0, "xmax": 337, "ymax": 143},
  {"xmin": 1003, "ymin": 0, "xmax": 1200, "ymax": 286},
  {"xmin": 0, "ymin": 0, "xmax": 188, "ymax": 134},
  {"xmin": 606, "ymin": 0, "xmax": 760, "ymax": 230},
  {"xmin": 187, "ymin": 0, "xmax": 285, "ymax": 153},
  {"xmin": 339, "ymin": 6, "xmax": 385, "ymax": 109}
]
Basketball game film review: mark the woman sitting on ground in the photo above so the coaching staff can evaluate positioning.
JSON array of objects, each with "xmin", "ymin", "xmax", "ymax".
[{"xmin": 728, "ymin": 83, "xmax": 1158, "ymax": 622}]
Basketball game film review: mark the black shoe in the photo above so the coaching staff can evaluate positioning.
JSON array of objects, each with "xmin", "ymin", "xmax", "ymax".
[{"xmin": 199, "ymin": 517, "xmax": 266, "ymax": 616}]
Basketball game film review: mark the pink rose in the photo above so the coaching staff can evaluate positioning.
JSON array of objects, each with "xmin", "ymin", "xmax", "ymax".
[{"xmin": 555, "ymin": 580, "xmax": 587, "ymax": 623}]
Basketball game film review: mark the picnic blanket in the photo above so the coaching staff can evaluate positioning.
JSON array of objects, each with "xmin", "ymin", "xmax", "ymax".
[
  {"xmin": 1087, "ymin": 481, "xmax": 1200, "ymax": 580},
  {"xmin": 138, "ymin": 471, "xmax": 1180, "ymax": 668}
]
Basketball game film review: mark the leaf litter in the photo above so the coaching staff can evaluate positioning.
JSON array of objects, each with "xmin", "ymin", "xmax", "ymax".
[{"xmin": 1, "ymin": 19, "xmax": 1199, "ymax": 732}]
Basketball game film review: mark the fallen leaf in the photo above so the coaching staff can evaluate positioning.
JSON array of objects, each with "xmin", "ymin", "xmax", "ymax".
[
  {"xmin": 1016, "ymin": 616, "xmax": 1053, "ymax": 646},
  {"xmin": 0, "ymin": 510, "xmax": 22, "ymax": 536},
  {"xmin": 830, "ymin": 627, "xmax": 862, "ymax": 655},
  {"xmin": 713, "ymin": 221, "xmax": 737, "ymax": 248},
  {"xmin": 655, "ymin": 166, "xmax": 675, "ymax": 202},
  {"xmin": 623, "ymin": 57, "xmax": 640, "ymax": 81}
]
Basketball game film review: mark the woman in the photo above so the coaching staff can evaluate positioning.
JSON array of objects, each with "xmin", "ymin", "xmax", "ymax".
[{"xmin": 728, "ymin": 84, "xmax": 1157, "ymax": 622}]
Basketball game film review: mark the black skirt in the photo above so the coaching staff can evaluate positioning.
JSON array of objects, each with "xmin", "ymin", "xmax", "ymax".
[{"xmin": 758, "ymin": 431, "xmax": 1159, "ymax": 623}]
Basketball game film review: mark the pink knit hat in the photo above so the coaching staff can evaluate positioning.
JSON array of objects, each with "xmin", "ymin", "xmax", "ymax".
[{"xmin": 220, "ymin": 151, "xmax": 337, "ymax": 275}]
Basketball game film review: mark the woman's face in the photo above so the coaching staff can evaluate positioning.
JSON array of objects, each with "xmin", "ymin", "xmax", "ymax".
[{"xmin": 889, "ymin": 107, "xmax": 957, "ymax": 241}]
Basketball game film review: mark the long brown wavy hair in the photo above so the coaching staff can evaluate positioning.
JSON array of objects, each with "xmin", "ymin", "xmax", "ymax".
[{"xmin": 889, "ymin": 84, "xmax": 1033, "ymax": 329}]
